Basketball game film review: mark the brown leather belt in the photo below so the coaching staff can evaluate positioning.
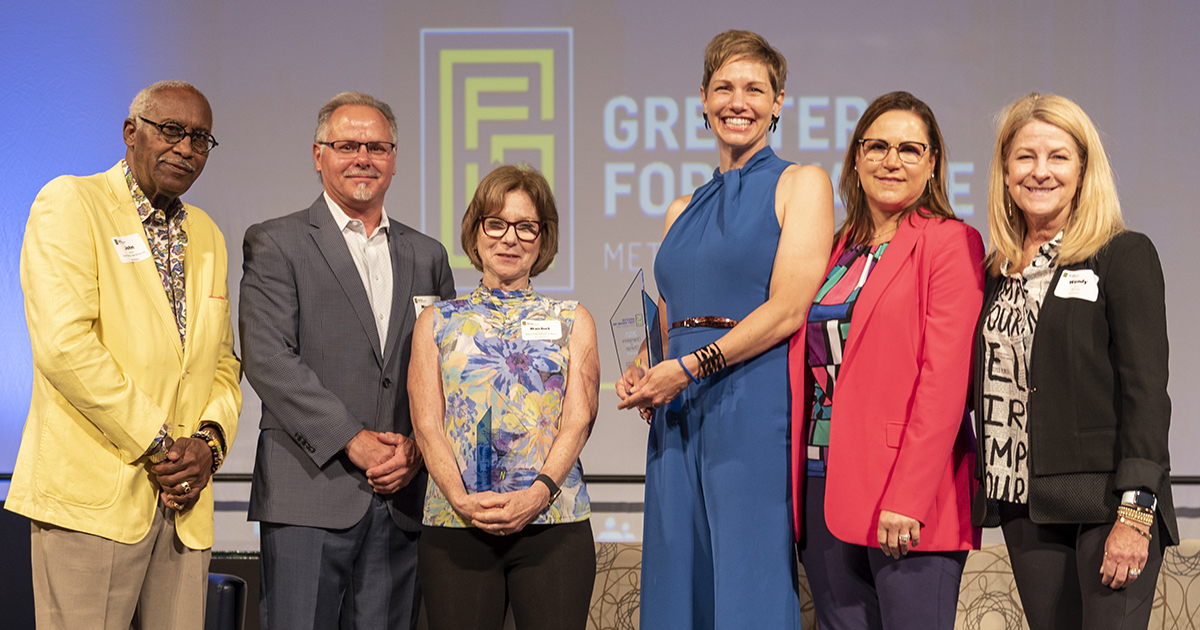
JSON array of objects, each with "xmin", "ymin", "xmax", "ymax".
[{"xmin": 670, "ymin": 316, "xmax": 739, "ymax": 330}]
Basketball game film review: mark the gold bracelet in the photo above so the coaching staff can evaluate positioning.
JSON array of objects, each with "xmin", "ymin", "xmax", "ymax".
[
  {"xmin": 1118, "ymin": 504, "xmax": 1154, "ymax": 527},
  {"xmin": 1119, "ymin": 517, "xmax": 1153, "ymax": 541}
]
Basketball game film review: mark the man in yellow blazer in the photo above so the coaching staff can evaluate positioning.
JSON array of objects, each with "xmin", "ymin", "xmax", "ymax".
[{"xmin": 6, "ymin": 80, "xmax": 241, "ymax": 629}]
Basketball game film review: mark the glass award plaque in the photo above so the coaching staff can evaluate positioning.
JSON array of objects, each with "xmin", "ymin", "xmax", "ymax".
[{"xmin": 609, "ymin": 269, "xmax": 663, "ymax": 373}]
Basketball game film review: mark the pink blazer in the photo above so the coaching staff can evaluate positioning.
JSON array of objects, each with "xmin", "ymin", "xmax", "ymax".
[{"xmin": 788, "ymin": 213, "xmax": 984, "ymax": 550}]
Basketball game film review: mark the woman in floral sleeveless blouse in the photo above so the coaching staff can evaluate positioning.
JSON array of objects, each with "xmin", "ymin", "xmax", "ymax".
[{"xmin": 410, "ymin": 165, "xmax": 600, "ymax": 630}]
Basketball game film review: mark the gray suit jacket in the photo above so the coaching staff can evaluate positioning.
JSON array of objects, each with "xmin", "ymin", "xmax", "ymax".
[{"xmin": 240, "ymin": 195, "xmax": 455, "ymax": 531}]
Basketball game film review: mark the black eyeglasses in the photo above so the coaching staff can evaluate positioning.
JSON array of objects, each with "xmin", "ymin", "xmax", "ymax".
[
  {"xmin": 317, "ymin": 140, "xmax": 396, "ymax": 157},
  {"xmin": 139, "ymin": 117, "xmax": 218, "ymax": 154},
  {"xmin": 481, "ymin": 217, "xmax": 542, "ymax": 242},
  {"xmin": 858, "ymin": 138, "xmax": 929, "ymax": 165}
]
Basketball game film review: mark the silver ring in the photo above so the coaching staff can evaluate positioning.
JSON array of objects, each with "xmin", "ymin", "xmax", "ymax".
[
  {"xmin": 898, "ymin": 534, "xmax": 911, "ymax": 543},
  {"xmin": 1129, "ymin": 568, "xmax": 1142, "ymax": 577},
  {"xmin": 180, "ymin": 481, "xmax": 191, "ymax": 493}
]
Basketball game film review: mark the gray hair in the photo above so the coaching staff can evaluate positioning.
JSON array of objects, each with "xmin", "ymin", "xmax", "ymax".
[
  {"xmin": 129, "ymin": 80, "xmax": 207, "ymax": 126},
  {"xmin": 315, "ymin": 92, "xmax": 398, "ymax": 146}
]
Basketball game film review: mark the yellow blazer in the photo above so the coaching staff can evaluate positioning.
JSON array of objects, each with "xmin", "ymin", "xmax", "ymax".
[{"xmin": 8, "ymin": 162, "xmax": 241, "ymax": 549}]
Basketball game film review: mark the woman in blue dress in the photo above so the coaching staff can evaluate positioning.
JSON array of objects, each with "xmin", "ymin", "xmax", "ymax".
[{"xmin": 616, "ymin": 29, "xmax": 834, "ymax": 629}]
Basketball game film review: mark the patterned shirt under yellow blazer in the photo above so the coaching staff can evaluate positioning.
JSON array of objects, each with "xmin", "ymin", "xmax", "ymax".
[{"xmin": 7, "ymin": 161, "xmax": 241, "ymax": 550}]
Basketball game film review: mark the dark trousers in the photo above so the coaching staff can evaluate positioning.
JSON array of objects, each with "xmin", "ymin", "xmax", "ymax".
[
  {"xmin": 259, "ymin": 495, "xmax": 420, "ymax": 630},
  {"xmin": 998, "ymin": 502, "xmax": 1164, "ymax": 630},
  {"xmin": 799, "ymin": 474, "xmax": 968, "ymax": 630},
  {"xmin": 418, "ymin": 521, "xmax": 595, "ymax": 630}
]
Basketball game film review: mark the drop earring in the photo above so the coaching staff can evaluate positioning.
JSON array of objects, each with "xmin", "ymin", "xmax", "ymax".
[
  {"xmin": 770, "ymin": 114, "xmax": 780, "ymax": 133},
  {"xmin": 703, "ymin": 112, "xmax": 710, "ymax": 130}
]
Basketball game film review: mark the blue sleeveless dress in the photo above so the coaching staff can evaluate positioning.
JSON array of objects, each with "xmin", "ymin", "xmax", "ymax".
[{"xmin": 642, "ymin": 147, "xmax": 800, "ymax": 629}]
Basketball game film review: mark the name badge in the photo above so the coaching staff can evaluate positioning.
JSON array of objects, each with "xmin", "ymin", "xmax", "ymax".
[
  {"xmin": 111, "ymin": 235, "xmax": 151, "ymax": 263},
  {"xmin": 413, "ymin": 295, "xmax": 439, "ymax": 317},
  {"xmin": 1053, "ymin": 269, "xmax": 1099, "ymax": 302},
  {"xmin": 521, "ymin": 319, "xmax": 562, "ymax": 341}
]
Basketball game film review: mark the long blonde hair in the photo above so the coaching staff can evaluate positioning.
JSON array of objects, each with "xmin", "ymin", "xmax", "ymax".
[{"xmin": 986, "ymin": 93, "xmax": 1124, "ymax": 274}]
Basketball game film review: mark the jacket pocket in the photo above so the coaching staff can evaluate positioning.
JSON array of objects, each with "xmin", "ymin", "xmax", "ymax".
[
  {"xmin": 886, "ymin": 422, "xmax": 906, "ymax": 448},
  {"xmin": 34, "ymin": 405, "xmax": 122, "ymax": 508}
]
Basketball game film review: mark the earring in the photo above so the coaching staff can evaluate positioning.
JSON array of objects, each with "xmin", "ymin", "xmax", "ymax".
[
  {"xmin": 770, "ymin": 114, "xmax": 780, "ymax": 133},
  {"xmin": 703, "ymin": 112, "xmax": 710, "ymax": 129},
  {"xmin": 1004, "ymin": 196, "xmax": 1013, "ymax": 219}
]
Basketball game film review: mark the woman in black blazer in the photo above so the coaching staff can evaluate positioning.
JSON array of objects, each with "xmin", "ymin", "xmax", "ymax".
[{"xmin": 972, "ymin": 93, "xmax": 1176, "ymax": 630}]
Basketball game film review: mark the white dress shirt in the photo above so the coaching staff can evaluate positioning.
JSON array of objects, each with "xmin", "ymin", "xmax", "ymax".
[{"xmin": 324, "ymin": 192, "xmax": 393, "ymax": 352}]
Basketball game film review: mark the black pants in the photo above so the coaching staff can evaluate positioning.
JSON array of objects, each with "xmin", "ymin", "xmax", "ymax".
[
  {"xmin": 999, "ymin": 502, "xmax": 1164, "ymax": 630},
  {"xmin": 418, "ymin": 521, "xmax": 595, "ymax": 630}
]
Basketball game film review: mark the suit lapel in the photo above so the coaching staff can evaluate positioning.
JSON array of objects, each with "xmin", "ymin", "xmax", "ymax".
[
  {"xmin": 308, "ymin": 196, "xmax": 385, "ymax": 367},
  {"xmin": 841, "ymin": 214, "xmax": 927, "ymax": 367},
  {"xmin": 105, "ymin": 166, "xmax": 184, "ymax": 360},
  {"xmin": 383, "ymin": 227, "xmax": 415, "ymax": 367}
]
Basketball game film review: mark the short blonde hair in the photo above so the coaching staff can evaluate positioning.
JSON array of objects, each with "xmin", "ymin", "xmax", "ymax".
[
  {"xmin": 461, "ymin": 165, "xmax": 559, "ymax": 277},
  {"xmin": 701, "ymin": 30, "xmax": 787, "ymax": 97},
  {"xmin": 986, "ymin": 93, "xmax": 1124, "ymax": 274}
]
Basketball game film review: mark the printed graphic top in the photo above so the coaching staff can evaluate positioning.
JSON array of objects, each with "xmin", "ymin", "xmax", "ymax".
[
  {"xmin": 805, "ymin": 243, "xmax": 887, "ymax": 476},
  {"xmin": 980, "ymin": 232, "xmax": 1062, "ymax": 504}
]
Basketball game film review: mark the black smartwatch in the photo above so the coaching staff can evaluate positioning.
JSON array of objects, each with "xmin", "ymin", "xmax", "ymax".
[
  {"xmin": 1121, "ymin": 490, "xmax": 1157, "ymax": 512},
  {"xmin": 535, "ymin": 474, "xmax": 561, "ymax": 506}
]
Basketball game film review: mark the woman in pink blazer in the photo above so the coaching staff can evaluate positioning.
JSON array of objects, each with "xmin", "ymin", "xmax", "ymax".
[{"xmin": 790, "ymin": 91, "xmax": 984, "ymax": 630}]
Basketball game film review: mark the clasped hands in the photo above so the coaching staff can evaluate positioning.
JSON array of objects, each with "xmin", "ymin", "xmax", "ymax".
[
  {"xmin": 615, "ymin": 361, "xmax": 691, "ymax": 423},
  {"xmin": 347, "ymin": 429, "xmax": 424, "ymax": 495},
  {"xmin": 452, "ymin": 484, "xmax": 552, "ymax": 537},
  {"xmin": 150, "ymin": 436, "xmax": 215, "ymax": 513}
]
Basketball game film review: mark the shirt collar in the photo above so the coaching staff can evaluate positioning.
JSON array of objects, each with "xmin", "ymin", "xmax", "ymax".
[
  {"xmin": 1002, "ymin": 230, "xmax": 1064, "ymax": 276},
  {"xmin": 121, "ymin": 159, "xmax": 186, "ymax": 226},
  {"xmin": 324, "ymin": 191, "xmax": 389, "ymax": 236}
]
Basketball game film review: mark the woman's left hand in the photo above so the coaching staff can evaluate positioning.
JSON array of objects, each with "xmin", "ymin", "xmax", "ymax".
[
  {"xmin": 877, "ymin": 509, "xmax": 922, "ymax": 559},
  {"xmin": 1101, "ymin": 520, "xmax": 1151, "ymax": 589},
  {"xmin": 470, "ymin": 486, "xmax": 552, "ymax": 536}
]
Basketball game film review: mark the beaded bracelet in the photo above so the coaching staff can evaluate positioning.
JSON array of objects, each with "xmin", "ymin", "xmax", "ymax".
[
  {"xmin": 1118, "ymin": 504, "xmax": 1154, "ymax": 527},
  {"xmin": 192, "ymin": 426, "xmax": 226, "ymax": 474}
]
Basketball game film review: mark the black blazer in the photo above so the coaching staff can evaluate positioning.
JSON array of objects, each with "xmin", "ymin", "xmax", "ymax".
[{"xmin": 972, "ymin": 231, "xmax": 1177, "ymax": 545}]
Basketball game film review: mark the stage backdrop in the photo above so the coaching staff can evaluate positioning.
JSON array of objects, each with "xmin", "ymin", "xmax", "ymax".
[{"xmin": 3, "ymin": 0, "xmax": 1198, "ymax": 490}]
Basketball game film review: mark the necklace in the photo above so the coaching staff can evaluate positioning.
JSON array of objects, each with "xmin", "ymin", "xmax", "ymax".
[{"xmin": 870, "ymin": 225, "xmax": 898, "ymax": 241}]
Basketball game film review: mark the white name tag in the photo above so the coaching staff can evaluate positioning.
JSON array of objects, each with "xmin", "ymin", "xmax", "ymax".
[
  {"xmin": 521, "ymin": 319, "xmax": 562, "ymax": 341},
  {"xmin": 1053, "ymin": 269, "xmax": 1099, "ymax": 302},
  {"xmin": 111, "ymin": 235, "xmax": 151, "ymax": 263},
  {"xmin": 412, "ymin": 295, "xmax": 439, "ymax": 317}
]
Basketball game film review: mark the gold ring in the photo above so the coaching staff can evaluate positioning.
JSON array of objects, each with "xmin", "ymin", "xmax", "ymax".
[
  {"xmin": 898, "ymin": 534, "xmax": 911, "ymax": 543},
  {"xmin": 1129, "ymin": 568, "xmax": 1142, "ymax": 577},
  {"xmin": 180, "ymin": 481, "xmax": 191, "ymax": 493}
]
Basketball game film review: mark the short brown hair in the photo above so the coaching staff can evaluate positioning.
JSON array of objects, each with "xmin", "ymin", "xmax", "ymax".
[
  {"xmin": 461, "ymin": 165, "xmax": 559, "ymax": 277},
  {"xmin": 702, "ymin": 30, "xmax": 787, "ymax": 96},
  {"xmin": 838, "ymin": 91, "xmax": 958, "ymax": 246}
]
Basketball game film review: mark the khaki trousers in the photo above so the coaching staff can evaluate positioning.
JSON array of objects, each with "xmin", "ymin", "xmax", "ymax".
[{"xmin": 31, "ymin": 503, "xmax": 211, "ymax": 630}]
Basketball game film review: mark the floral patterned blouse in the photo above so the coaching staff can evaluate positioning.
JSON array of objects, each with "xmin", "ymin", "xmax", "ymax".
[{"xmin": 422, "ymin": 284, "xmax": 591, "ymax": 527}]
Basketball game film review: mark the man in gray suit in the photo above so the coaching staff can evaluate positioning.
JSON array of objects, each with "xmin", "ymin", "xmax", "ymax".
[{"xmin": 239, "ymin": 92, "xmax": 455, "ymax": 630}]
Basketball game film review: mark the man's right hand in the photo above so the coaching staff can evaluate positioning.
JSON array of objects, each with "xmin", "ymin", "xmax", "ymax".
[{"xmin": 346, "ymin": 429, "xmax": 394, "ymax": 471}]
